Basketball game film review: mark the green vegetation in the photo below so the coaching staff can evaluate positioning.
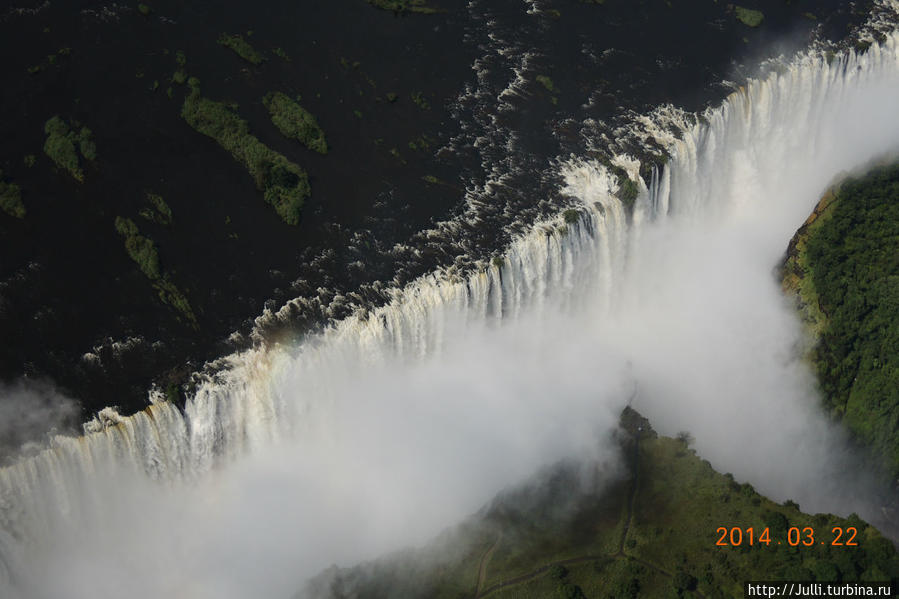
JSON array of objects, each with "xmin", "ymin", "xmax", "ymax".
[
  {"xmin": 615, "ymin": 169, "xmax": 639, "ymax": 209},
  {"xmin": 217, "ymin": 33, "xmax": 264, "ymax": 65},
  {"xmin": 734, "ymin": 6, "xmax": 764, "ymax": 27},
  {"xmin": 137, "ymin": 3, "xmax": 151, "ymax": 16},
  {"xmin": 366, "ymin": 0, "xmax": 440, "ymax": 14},
  {"xmin": 273, "ymin": 47, "xmax": 291, "ymax": 62},
  {"xmin": 79, "ymin": 131, "xmax": 97, "ymax": 161},
  {"xmin": 300, "ymin": 409, "xmax": 899, "ymax": 598},
  {"xmin": 171, "ymin": 51, "xmax": 188, "ymax": 85},
  {"xmin": 386, "ymin": 92, "xmax": 398, "ymax": 103},
  {"xmin": 0, "ymin": 170, "xmax": 25, "ymax": 219},
  {"xmin": 139, "ymin": 192, "xmax": 173, "ymax": 225},
  {"xmin": 263, "ymin": 92, "xmax": 328, "ymax": 154},
  {"xmin": 536, "ymin": 75, "xmax": 558, "ymax": 104},
  {"xmin": 115, "ymin": 217, "xmax": 196, "ymax": 325},
  {"xmin": 182, "ymin": 85, "xmax": 310, "ymax": 225},
  {"xmin": 407, "ymin": 135, "xmax": 434, "ymax": 152},
  {"xmin": 782, "ymin": 191, "xmax": 834, "ymax": 338},
  {"xmin": 23, "ymin": 154, "xmax": 36, "ymax": 167},
  {"xmin": 43, "ymin": 116, "xmax": 96, "ymax": 182},
  {"xmin": 389, "ymin": 147, "xmax": 405, "ymax": 164},
  {"xmin": 563, "ymin": 209, "xmax": 580, "ymax": 224},
  {"xmin": 536, "ymin": 74, "xmax": 556, "ymax": 92},
  {"xmin": 165, "ymin": 381, "xmax": 180, "ymax": 404},
  {"xmin": 411, "ymin": 91, "xmax": 430, "ymax": 110},
  {"xmin": 784, "ymin": 164, "xmax": 899, "ymax": 476},
  {"xmin": 115, "ymin": 217, "xmax": 160, "ymax": 279}
]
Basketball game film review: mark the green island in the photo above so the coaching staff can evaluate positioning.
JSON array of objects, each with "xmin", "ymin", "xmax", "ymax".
[
  {"xmin": 181, "ymin": 81, "xmax": 310, "ymax": 225},
  {"xmin": 139, "ymin": 192, "xmax": 173, "ymax": 225},
  {"xmin": 536, "ymin": 75, "xmax": 559, "ymax": 104},
  {"xmin": 263, "ymin": 92, "xmax": 328, "ymax": 154},
  {"xmin": 114, "ymin": 216, "xmax": 196, "ymax": 326},
  {"xmin": 366, "ymin": 0, "xmax": 440, "ymax": 14},
  {"xmin": 411, "ymin": 91, "xmax": 431, "ymax": 110},
  {"xmin": 536, "ymin": 74, "xmax": 556, "ymax": 93},
  {"xmin": 782, "ymin": 162, "xmax": 899, "ymax": 476},
  {"xmin": 43, "ymin": 116, "xmax": 96, "ymax": 182},
  {"xmin": 299, "ymin": 409, "xmax": 898, "ymax": 599},
  {"xmin": 0, "ymin": 170, "xmax": 25, "ymax": 219},
  {"xmin": 217, "ymin": 33, "xmax": 264, "ymax": 65},
  {"xmin": 734, "ymin": 7, "xmax": 764, "ymax": 28}
]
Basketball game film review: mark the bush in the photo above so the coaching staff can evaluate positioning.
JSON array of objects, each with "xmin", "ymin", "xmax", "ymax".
[
  {"xmin": 43, "ymin": 116, "xmax": 96, "ymax": 180},
  {"xmin": 115, "ymin": 216, "xmax": 196, "ymax": 324},
  {"xmin": 367, "ymin": 0, "xmax": 439, "ymax": 14},
  {"xmin": 79, "ymin": 135, "xmax": 97, "ymax": 161},
  {"xmin": 536, "ymin": 74, "xmax": 556, "ymax": 92},
  {"xmin": 263, "ymin": 92, "xmax": 328, "ymax": 154},
  {"xmin": 812, "ymin": 560, "xmax": 839, "ymax": 582},
  {"xmin": 411, "ymin": 91, "xmax": 430, "ymax": 110},
  {"xmin": 116, "ymin": 217, "xmax": 160, "ymax": 280},
  {"xmin": 617, "ymin": 172, "xmax": 639, "ymax": 207},
  {"xmin": 218, "ymin": 33, "xmax": 263, "ymax": 64},
  {"xmin": 673, "ymin": 570, "xmax": 697, "ymax": 591},
  {"xmin": 0, "ymin": 180, "xmax": 25, "ymax": 219},
  {"xmin": 44, "ymin": 115, "xmax": 68, "ymax": 136},
  {"xmin": 44, "ymin": 131, "xmax": 82, "ymax": 181},
  {"xmin": 563, "ymin": 209, "xmax": 580, "ymax": 224},
  {"xmin": 182, "ymin": 87, "xmax": 309, "ymax": 224},
  {"xmin": 735, "ymin": 6, "xmax": 764, "ymax": 27},
  {"xmin": 764, "ymin": 510, "xmax": 788, "ymax": 534}
]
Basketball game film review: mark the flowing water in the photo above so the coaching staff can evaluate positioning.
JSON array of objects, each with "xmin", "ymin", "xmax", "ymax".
[{"xmin": 2, "ymin": 4, "xmax": 899, "ymax": 598}]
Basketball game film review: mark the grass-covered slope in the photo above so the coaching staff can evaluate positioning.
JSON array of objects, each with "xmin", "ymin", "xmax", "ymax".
[
  {"xmin": 297, "ymin": 409, "xmax": 898, "ymax": 599},
  {"xmin": 782, "ymin": 163, "xmax": 899, "ymax": 476}
]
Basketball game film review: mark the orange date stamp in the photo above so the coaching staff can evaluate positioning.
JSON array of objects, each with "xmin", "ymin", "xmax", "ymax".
[{"xmin": 716, "ymin": 526, "xmax": 859, "ymax": 547}]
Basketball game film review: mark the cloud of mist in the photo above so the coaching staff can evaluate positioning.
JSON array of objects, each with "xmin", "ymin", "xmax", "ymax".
[
  {"xmin": 608, "ymin": 50, "xmax": 899, "ymax": 516},
  {"xmin": 0, "ymin": 380, "xmax": 79, "ymax": 463},
  {"xmin": 5, "ymin": 311, "xmax": 631, "ymax": 599}
]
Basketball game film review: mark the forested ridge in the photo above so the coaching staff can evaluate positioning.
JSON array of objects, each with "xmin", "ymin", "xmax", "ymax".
[{"xmin": 784, "ymin": 162, "xmax": 899, "ymax": 476}]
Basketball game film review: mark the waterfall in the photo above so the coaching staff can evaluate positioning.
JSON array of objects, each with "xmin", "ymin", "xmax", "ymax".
[{"xmin": 2, "ymin": 12, "xmax": 899, "ymax": 599}]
